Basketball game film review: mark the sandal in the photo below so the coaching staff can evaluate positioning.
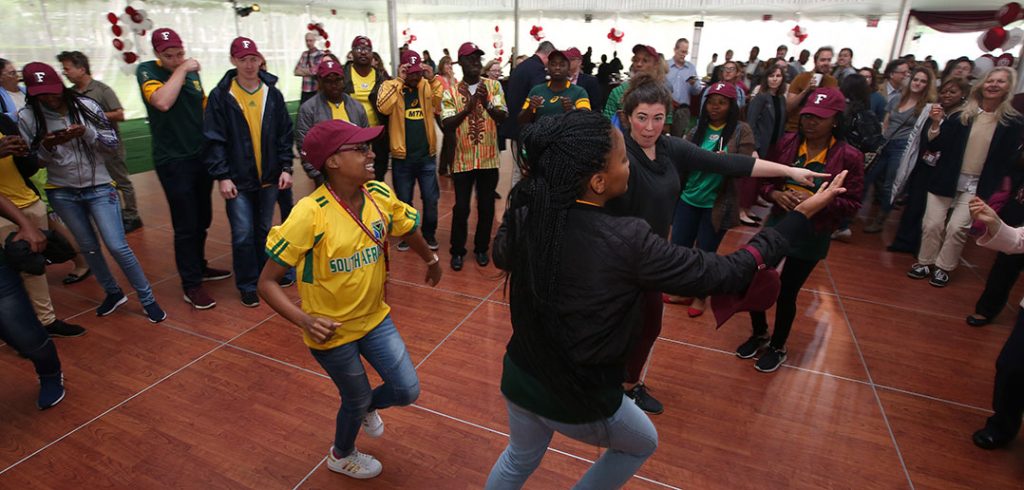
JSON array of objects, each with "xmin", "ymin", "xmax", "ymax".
[{"xmin": 62, "ymin": 268, "xmax": 91, "ymax": 285}]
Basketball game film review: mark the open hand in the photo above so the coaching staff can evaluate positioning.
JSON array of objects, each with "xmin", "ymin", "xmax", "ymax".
[
  {"xmin": 969, "ymin": 196, "xmax": 1000, "ymax": 232},
  {"xmin": 794, "ymin": 170, "xmax": 848, "ymax": 218},
  {"xmin": 787, "ymin": 166, "xmax": 830, "ymax": 187}
]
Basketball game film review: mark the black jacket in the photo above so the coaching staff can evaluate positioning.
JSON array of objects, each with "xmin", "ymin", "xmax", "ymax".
[
  {"xmin": 0, "ymin": 114, "xmax": 39, "ymax": 198},
  {"xmin": 503, "ymin": 55, "xmax": 548, "ymax": 140},
  {"xmin": 343, "ymin": 62, "xmax": 388, "ymax": 126},
  {"xmin": 575, "ymin": 72, "xmax": 604, "ymax": 113},
  {"xmin": 926, "ymin": 113, "xmax": 1024, "ymax": 199},
  {"xmin": 203, "ymin": 70, "xmax": 294, "ymax": 192},
  {"xmin": 493, "ymin": 196, "xmax": 809, "ymax": 419}
]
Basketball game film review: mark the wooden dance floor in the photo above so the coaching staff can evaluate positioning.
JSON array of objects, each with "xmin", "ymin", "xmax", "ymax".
[{"xmin": 1, "ymin": 154, "xmax": 1023, "ymax": 489}]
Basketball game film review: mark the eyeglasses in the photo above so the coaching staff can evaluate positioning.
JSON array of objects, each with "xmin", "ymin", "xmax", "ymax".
[
  {"xmin": 353, "ymin": 46, "xmax": 372, "ymax": 53},
  {"xmin": 338, "ymin": 144, "xmax": 371, "ymax": 154},
  {"xmin": 723, "ymin": 67, "xmax": 737, "ymax": 72}
]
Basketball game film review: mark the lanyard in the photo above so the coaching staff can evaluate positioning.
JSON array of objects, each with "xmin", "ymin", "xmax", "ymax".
[{"xmin": 325, "ymin": 183, "xmax": 391, "ymax": 275}]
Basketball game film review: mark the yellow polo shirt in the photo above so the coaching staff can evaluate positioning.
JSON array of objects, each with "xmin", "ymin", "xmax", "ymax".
[{"xmin": 230, "ymin": 79, "xmax": 264, "ymax": 178}]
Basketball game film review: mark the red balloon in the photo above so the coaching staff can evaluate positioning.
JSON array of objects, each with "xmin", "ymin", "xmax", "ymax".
[
  {"xmin": 131, "ymin": 13, "xmax": 144, "ymax": 24},
  {"xmin": 998, "ymin": 2, "xmax": 1023, "ymax": 26},
  {"xmin": 123, "ymin": 52, "xmax": 138, "ymax": 64},
  {"xmin": 410, "ymin": 35, "xmax": 417, "ymax": 41},
  {"xmin": 139, "ymin": 30, "xmax": 146, "ymax": 36},
  {"xmin": 331, "ymin": 9, "xmax": 337, "ymax": 15},
  {"xmin": 112, "ymin": 39, "xmax": 124, "ymax": 51},
  {"xmin": 307, "ymin": 23, "xmax": 314, "ymax": 30},
  {"xmin": 125, "ymin": 6, "xmax": 136, "ymax": 15},
  {"xmin": 112, "ymin": 25, "xmax": 122, "ymax": 37},
  {"xmin": 107, "ymin": 12, "xmax": 118, "ymax": 24},
  {"xmin": 325, "ymin": 40, "xmax": 331, "ymax": 48},
  {"xmin": 984, "ymin": 26, "xmax": 1008, "ymax": 51},
  {"xmin": 495, "ymin": 25, "xmax": 500, "ymax": 32}
]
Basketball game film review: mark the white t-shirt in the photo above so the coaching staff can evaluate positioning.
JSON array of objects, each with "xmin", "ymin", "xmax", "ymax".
[
  {"xmin": 5, "ymin": 89, "xmax": 25, "ymax": 112},
  {"xmin": 467, "ymin": 82, "xmax": 480, "ymax": 95}
]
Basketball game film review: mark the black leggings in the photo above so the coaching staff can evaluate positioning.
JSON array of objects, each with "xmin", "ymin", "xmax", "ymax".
[{"xmin": 750, "ymin": 256, "xmax": 819, "ymax": 350}]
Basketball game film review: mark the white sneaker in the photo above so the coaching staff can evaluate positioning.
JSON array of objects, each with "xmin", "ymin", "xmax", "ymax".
[
  {"xmin": 327, "ymin": 447, "xmax": 382, "ymax": 479},
  {"xmin": 362, "ymin": 410, "xmax": 384, "ymax": 438},
  {"xmin": 830, "ymin": 228, "xmax": 852, "ymax": 242}
]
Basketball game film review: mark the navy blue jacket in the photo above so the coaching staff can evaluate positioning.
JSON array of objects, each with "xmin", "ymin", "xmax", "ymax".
[
  {"xmin": 203, "ymin": 69, "xmax": 294, "ymax": 192},
  {"xmin": 926, "ymin": 113, "xmax": 1024, "ymax": 200},
  {"xmin": 502, "ymin": 55, "xmax": 548, "ymax": 140},
  {"xmin": 576, "ymin": 72, "xmax": 604, "ymax": 113}
]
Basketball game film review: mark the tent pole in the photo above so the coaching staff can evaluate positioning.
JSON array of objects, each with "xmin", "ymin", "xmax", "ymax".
[
  {"xmin": 890, "ymin": 0, "xmax": 912, "ymax": 60},
  {"xmin": 513, "ymin": 0, "xmax": 520, "ymax": 67},
  {"xmin": 388, "ymin": 0, "xmax": 399, "ymax": 74}
]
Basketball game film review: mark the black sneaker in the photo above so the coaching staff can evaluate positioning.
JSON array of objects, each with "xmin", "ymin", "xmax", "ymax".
[
  {"xmin": 144, "ymin": 302, "xmax": 167, "ymax": 323},
  {"xmin": 396, "ymin": 241, "xmax": 410, "ymax": 252},
  {"xmin": 96, "ymin": 291, "xmax": 128, "ymax": 317},
  {"xmin": 425, "ymin": 237, "xmax": 439, "ymax": 251},
  {"xmin": 451, "ymin": 255, "xmax": 464, "ymax": 272},
  {"xmin": 202, "ymin": 267, "xmax": 233, "ymax": 282},
  {"xmin": 929, "ymin": 268, "xmax": 950, "ymax": 288},
  {"xmin": 240, "ymin": 290, "xmax": 260, "ymax": 308},
  {"xmin": 735, "ymin": 335, "xmax": 769, "ymax": 359},
  {"xmin": 475, "ymin": 252, "xmax": 489, "ymax": 267},
  {"xmin": 754, "ymin": 347, "xmax": 788, "ymax": 373},
  {"xmin": 278, "ymin": 276, "xmax": 295, "ymax": 288},
  {"xmin": 907, "ymin": 263, "xmax": 931, "ymax": 280},
  {"xmin": 44, "ymin": 319, "xmax": 86, "ymax": 338},
  {"xmin": 625, "ymin": 383, "xmax": 664, "ymax": 414},
  {"xmin": 37, "ymin": 374, "xmax": 65, "ymax": 410}
]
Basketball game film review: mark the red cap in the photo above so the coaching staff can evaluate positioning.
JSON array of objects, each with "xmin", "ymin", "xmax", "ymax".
[
  {"xmin": 710, "ymin": 246, "xmax": 781, "ymax": 329},
  {"xmin": 151, "ymin": 28, "xmax": 184, "ymax": 53},
  {"xmin": 316, "ymin": 58, "xmax": 344, "ymax": 78},
  {"xmin": 400, "ymin": 50, "xmax": 424, "ymax": 74},
  {"xmin": 22, "ymin": 62, "xmax": 63, "ymax": 96},
  {"xmin": 230, "ymin": 37, "xmax": 262, "ymax": 59},
  {"xmin": 302, "ymin": 120, "xmax": 384, "ymax": 172},
  {"xmin": 352, "ymin": 36, "xmax": 372, "ymax": 50},
  {"xmin": 547, "ymin": 50, "xmax": 569, "ymax": 63},
  {"xmin": 632, "ymin": 44, "xmax": 658, "ymax": 60},
  {"xmin": 800, "ymin": 87, "xmax": 846, "ymax": 118},
  {"xmin": 458, "ymin": 42, "xmax": 485, "ymax": 58},
  {"xmin": 706, "ymin": 81, "xmax": 738, "ymax": 100},
  {"xmin": 564, "ymin": 47, "xmax": 583, "ymax": 60}
]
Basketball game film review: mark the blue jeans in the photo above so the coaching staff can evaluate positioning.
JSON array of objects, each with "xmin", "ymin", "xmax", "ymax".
[
  {"xmin": 392, "ymin": 156, "xmax": 439, "ymax": 241},
  {"xmin": 310, "ymin": 316, "xmax": 420, "ymax": 457},
  {"xmin": 485, "ymin": 395, "xmax": 658, "ymax": 490},
  {"xmin": 48, "ymin": 185, "xmax": 155, "ymax": 305},
  {"xmin": 225, "ymin": 186, "xmax": 278, "ymax": 293},
  {"xmin": 864, "ymin": 137, "xmax": 909, "ymax": 213},
  {"xmin": 671, "ymin": 200, "xmax": 726, "ymax": 253},
  {"xmin": 0, "ymin": 261, "xmax": 61, "ymax": 377}
]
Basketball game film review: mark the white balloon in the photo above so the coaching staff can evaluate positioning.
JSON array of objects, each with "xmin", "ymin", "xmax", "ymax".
[
  {"xmin": 122, "ymin": 39, "xmax": 134, "ymax": 52},
  {"xmin": 974, "ymin": 56, "xmax": 995, "ymax": 77},
  {"xmin": 1001, "ymin": 27, "xmax": 1024, "ymax": 51},
  {"xmin": 142, "ymin": 19, "xmax": 153, "ymax": 30},
  {"xmin": 120, "ymin": 63, "xmax": 136, "ymax": 75},
  {"xmin": 120, "ymin": 13, "xmax": 132, "ymax": 24}
]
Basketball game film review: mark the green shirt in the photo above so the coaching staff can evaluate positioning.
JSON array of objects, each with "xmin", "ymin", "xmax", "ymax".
[
  {"xmin": 524, "ymin": 81, "xmax": 591, "ymax": 120},
  {"xmin": 681, "ymin": 125, "xmax": 727, "ymax": 208},
  {"xmin": 137, "ymin": 60, "xmax": 206, "ymax": 166},
  {"xmin": 602, "ymin": 80, "xmax": 673, "ymax": 124},
  {"xmin": 402, "ymin": 87, "xmax": 430, "ymax": 160}
]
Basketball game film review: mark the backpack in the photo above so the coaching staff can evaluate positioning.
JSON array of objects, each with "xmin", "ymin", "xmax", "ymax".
[{"xmin": 845, "ymin": 109, "xmax": 884, "ymax": 155}]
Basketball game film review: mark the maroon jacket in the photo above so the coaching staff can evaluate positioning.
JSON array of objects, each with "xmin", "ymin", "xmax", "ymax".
[{"xmin": 759, "ymin": 132, "xmax": 864, "ymax": 233}]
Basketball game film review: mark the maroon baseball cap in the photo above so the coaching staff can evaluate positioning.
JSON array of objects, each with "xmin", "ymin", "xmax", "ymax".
[
  {"xmin": 458, "ymin": 42, "xmax": 485, "ymax": 58},
  {"xmin": 22, "ymin": 62, "xmax": 63, "ymax": 96},
  {"xmin": 706, "ymin": 81, "xmax": 738, "ymax": 100},
  {"xmin": 632, "ymin": 44, "xmax": 658, "ymax": 60},
  {"xmin": 564, "ymin": 47, "xmax": 583, "ymax": 60},
  {"xmin": 302, "ymin": 120, "xmax": 384, "ymax": 172},
  {"xmin": 401, "ymin": 50, "xmax": 424, "ymax": 74},
  {"xmin": 801, "ymin": 88, "xmax": 846, "ymax": 118},
  {"xmin": 352, "ymin": 36, "xmax": 372, "ymax": 50},
  {"xmin": 316, "ymin": 58, "xmax": 345, "ymax": 78},
  {"xmin": 710, "ymin": 246, "xmax": 781, "ymax": 329},
  {"xmin": 230, "ymin": 37, "xmax": 262, "ymax": 59},
  {"xmin": 151, "ymin": 28, "xmax": 183, "ymax": 53}
]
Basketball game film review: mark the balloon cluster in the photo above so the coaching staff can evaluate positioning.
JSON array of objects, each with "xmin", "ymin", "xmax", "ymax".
[
  {"xmin": 974, "ymin": 53, "xmax": 1016, "ymax": 77},
  {"xmin": 530, "ymin": 25, "xmax": 545, "ymax": 41},
  {"xmin": 402, "ymin": 28, "xmax": 417, "ymax": 46},
  {"xmin": 492, "ymin": 25, "xmax": 505, "ymax": 63},
  {"xmin": 979, "ymin": 3, "xmax": 1024, "ymax": 51},
  {"xmin": 607, "ymin": 28, "xmax": 624, "ymax": 43},
  {"xmin": 307, "ymin": 22, "xmax": 331, "ymax": 49},
  {"xmin": 106, "ymin": 5, "xmax": 153, "ymax": 69},
  {"xmin": 788, "ymin": 25, "xmax": 808, "ymax": 45}
]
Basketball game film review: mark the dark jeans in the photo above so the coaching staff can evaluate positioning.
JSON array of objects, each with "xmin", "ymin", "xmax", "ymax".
[
  {"xmin": 0, "ymin": 261, "xmax": 60, "ymax": 377},
  {"xmin": 372, "ymin": 132, "xmax": 390, "ymax": 182},
  {"xmin": 864, "ymin": 138, "xmax": 909, "ymax": 213},
  {"xmin": 450, "ymin": 168, "xmax": 499, "ymax": 256},
  {"xmin": 750, "ymin": 256, "xmax": 819, "ymax": 350},
  {"xmin": 155, "ymin": 158, "xmax": 214, "ymax": 291},
  {"xmin": 310, "ymin": 316, "xmax": 420, "ymax": 457},
  {"xmin": 672, "ymin": 201, "xmax": 726, "ymax": 299},
  {"xmin": 985, "ymin": 309, "xmax": 1024, "ymax": 439},
  {"xmin": 974, "ymin": 193, "xmax": 1024, "ymax": 320},
  {"xmin": 625, "ymin": 290, "xmax": 664, "ymax": 384},
  {"xmin": 890, "ymin": 164, "xmax": 933, "ymax": 254},
  {"xmin": 225, "ymin": 186, "xmax": 278, "ymax": 293},
  {"xmin": 392, "ymin": 155, "xmax": 439, "ymax": 241}
]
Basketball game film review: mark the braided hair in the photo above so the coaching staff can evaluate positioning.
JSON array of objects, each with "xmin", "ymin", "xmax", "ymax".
[
  {"xmin": 26, "ymin": 87, "xmax": 112, "ymax": 186},
  {"xmin": 690, "ymin": 93, "xmax": 740, "ymax": 149}
]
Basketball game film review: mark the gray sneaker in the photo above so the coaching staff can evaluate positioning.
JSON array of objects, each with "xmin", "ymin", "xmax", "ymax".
[{"xmin": 929, "ymin": 268, "xmax": 950, "ymax": 288}]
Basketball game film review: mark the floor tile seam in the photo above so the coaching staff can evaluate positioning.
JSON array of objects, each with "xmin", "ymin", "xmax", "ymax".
[
  {"xmin": 414, "ymin": 282, "xmax": 504, "ymax": 370},
  {"xmin": 0, "ymin": 313, "xmax": 275, "ymax": 476},
  {"xmin": 291, "ymin": 457, "xmax": 327, "ymax": 490},
  {"xmin": 823, "ymin": 261, "xmax": 916, "ymax": 490}
]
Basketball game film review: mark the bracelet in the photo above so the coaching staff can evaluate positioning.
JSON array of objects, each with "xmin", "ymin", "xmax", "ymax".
[{"xmin": 426, "ymin": 253, "xmax": 440, "ymax": 266}]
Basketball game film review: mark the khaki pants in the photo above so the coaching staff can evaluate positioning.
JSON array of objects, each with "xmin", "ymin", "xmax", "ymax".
[
  {"xmin": 918, "ymin": 191, "xmax": 973, "ymax": 271},
  {"xmin": 0, "ymin": 199, "xmax": 56, "ymax": 326}
]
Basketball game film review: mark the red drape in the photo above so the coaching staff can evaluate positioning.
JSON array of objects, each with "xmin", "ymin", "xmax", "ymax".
[{"xmin": 910, "ymin": 10, "xmax": 999, "ymax": 33}]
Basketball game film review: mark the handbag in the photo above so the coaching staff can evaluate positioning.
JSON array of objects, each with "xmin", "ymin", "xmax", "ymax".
[{"xmin": 710, "ymin": 245, "xmax": 781, "ymax": 328}]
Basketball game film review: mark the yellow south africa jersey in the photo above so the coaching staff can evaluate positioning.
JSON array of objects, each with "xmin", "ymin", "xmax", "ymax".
[{"xmin": 266, "ymin": 181, "xmax": 420, "ymax": 349}]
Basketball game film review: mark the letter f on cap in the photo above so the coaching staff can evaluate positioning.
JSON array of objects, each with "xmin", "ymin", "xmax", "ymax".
[
  {"xmin": 814, "ymin": 94, "xmax": 828, "ymax": 104},
  {"xmin": 34, "ymin": 72, "xmax": 45, "ymax": 83},
  {"xmin": 162, "ymin": 32, "xmax": 171, "ymax": 41}
]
